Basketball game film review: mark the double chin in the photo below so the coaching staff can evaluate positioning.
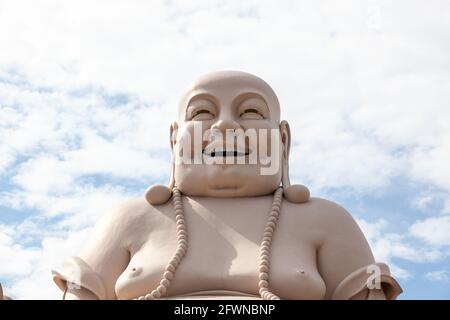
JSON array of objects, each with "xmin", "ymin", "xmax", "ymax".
[{"xmin": 175, "ymin": 164, "xmax": 281, "ymax": 198}]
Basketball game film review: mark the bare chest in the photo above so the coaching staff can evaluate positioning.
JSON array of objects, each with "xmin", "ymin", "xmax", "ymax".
[{"xmin": 115, "ymin": 197, "xmax": 326, "ymax": 300}]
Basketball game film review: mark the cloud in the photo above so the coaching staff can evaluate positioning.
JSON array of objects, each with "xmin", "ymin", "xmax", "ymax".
[
  {"xmin": 0, "ymin": 225, "xmax": 41, "ymax": 277},
  {"xmin": 1, "ymin": 225, "xmax": 92, "ymax": 299},
  {"xmin": 425, "ymin": 270, "xmax": 450, "ymax": 282},
  {"xmin": 357, "ymin": 218, "xmax": 446, "ymax": 280},
  {"xmin": 410, "ymin": 216, "xmax": 450, "ymax": 247}
]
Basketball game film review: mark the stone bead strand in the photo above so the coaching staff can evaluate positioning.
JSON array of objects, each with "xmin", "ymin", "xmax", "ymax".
[
  {"xmin": 258, "ymin": 187, "xmax": 283, "ymax": 300},
  {"xmin": 136, "ymin": 186, "xmax": 284, "ymax": 300},
  {"xmin": 136, "ymin": 186, "xmax": 187, "ymax": 300}
]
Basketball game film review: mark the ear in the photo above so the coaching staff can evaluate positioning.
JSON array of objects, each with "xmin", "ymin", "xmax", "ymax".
[
  {"xmin": 144, "ymin": 122, "xmax": 178, "ymax": 206},
  {"xmin": 280, "ymin": 120, "xmax": 291, "ymax": 161},
  {"xmin": 170, "ymin": 122, "xmax": 178, "ymax": 151},
  {"xmin": 279, "ymin": 120, "xmax": 310, "ymax": 203}
]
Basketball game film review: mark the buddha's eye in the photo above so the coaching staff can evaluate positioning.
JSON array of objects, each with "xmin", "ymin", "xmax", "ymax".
[
  {"xmin": 240, "ymin": 108, "xmax": 264, "ymax": 120},
  {"xmin": 191, "ymin": 108, "xmax": 215, "ymax": 120}
]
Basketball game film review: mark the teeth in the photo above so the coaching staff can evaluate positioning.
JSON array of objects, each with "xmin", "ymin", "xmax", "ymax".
[{"xmin": 204, "ymin": 150, "xmax": 250, "ymax": 157}]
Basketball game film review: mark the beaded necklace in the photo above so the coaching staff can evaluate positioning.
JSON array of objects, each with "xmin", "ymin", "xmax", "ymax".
[{"xmin": 136, "ymin": 186, "xmax": 283, "ymax": 300}]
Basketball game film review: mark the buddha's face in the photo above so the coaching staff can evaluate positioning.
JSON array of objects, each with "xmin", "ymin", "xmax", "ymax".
[{"xmin": 171, "ymin": 71, "xmax": 289, "ymax": 197}]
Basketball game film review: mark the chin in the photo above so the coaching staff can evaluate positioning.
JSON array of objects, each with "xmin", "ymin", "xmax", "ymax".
[{"xmin": 205, "ymin": 187, "xmax": 248, "ymax": 198}]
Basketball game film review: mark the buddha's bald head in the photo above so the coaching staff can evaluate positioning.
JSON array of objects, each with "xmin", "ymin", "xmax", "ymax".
[
  {"xmin": 144, "ymin": 70, "xmax": 309, "ymax": 202},
  {"xmin": 167, "ymin": 70, "xmax": 292, "ymax": 198},
  {"xmin": 178, "ymin": 71, "xmax": 281, "ymax": 123}
]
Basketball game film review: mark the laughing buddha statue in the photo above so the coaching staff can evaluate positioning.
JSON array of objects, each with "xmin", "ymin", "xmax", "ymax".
[{"xmin": 49, "ymin": 71, "xmax": 402, "ymax": 300}]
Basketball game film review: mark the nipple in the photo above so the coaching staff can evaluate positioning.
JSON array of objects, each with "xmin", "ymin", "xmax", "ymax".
[{"xmin": 130, "ymin": 266, "xmax": 143, "ymax": 277}]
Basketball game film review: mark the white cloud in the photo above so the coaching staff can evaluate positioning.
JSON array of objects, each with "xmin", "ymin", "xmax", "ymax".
[
  {"xmin": 425, "ymin": 270, "xmax": 449, "ymax": 282},
  {"xmin": 412, "ymin": 191, "xmax": 445, "ymax": 213},
  {"xmin": 0, "ymin": 182, "xmax": 132, "ymax": 299},
  {"xmin": 410, "ymin": 216, "xmax": 450, "ymax": 247},
  {"xmin": 0, "ymin": 225, "xmax": 41, "ymax": 277},
  {"xmin": 410, "ymin": 138, "xmax": 450, "ymax": 212},
  {"xmin": 357, "ymin": 218, "xmax": 445, "ymax": 280},
  {"xmin": 1, "ymin": 185, "xmax": 135, "ymax": 228},
  {"xmin": 1, "ymin": 226, "xmax": 92, "ymax": 300}
]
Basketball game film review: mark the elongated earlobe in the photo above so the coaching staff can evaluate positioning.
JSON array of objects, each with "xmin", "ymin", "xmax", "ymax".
[
  {"xmin": 144, "ymin": 164, "xmax": 174, "ymax": 205},
  {"xmin": 280, "ymin": 120, "xmax": 310, "ymax": 203},
  {"xmin": 283, "ymin": 184, "xmax": 310, "ymax": 203},
  {"xmin": 145, "ymin": 184, "xmax": 173, "ymax": 205},
  {"xmin": 281, "ymin": 162, "xmax": 310, "ymax": 203},
  {"xmin": 145, "ymin": 123, "xmax": 177, "ymax": 205}
]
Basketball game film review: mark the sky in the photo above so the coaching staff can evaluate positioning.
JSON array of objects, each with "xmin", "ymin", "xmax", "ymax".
[{"xmin": 0, "ymin": 0, "xmax": 449, "ymax": 299}]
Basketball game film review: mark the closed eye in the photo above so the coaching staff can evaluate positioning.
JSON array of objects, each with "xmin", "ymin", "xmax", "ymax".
[
  {"xmin": 240, "ymin": 108, "xmax": 264, "ymax": 119},
  {"xmin": 191, "ymin": 109, "xmax": 215, "ymax": 120},
  {"xmin": 194, "ymin": 109, "xmax": 211, "ymax": 116}
]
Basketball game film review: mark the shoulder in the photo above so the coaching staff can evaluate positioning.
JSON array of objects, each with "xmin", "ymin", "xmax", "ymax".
[
  {"xmin": 97, "ymin": 197, "xmax": 148, "ymax": 228},
  {"xmin": 93, "ymin": 197, "xmax": 174, "ymax": 239},
  {"xmin": 80, "ymin": 196, "xmax": 176, "ymax": 255},
  {"xmin": 282, "ymin": 197, "xmax": 365, "ymax": 242},
  {"xmin": 284, "ymin": 197, "xmax": 357, "ymax": 224}
]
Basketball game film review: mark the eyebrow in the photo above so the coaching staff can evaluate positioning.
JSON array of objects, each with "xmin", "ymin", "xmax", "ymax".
[
  {"xmin": 232, "ymin": 92, "xmax": 268, "ymax": 105},
  {"xmin": 184, "ymin": 91, "xmax": 271, "ymax": 117},
  {"xmin": 232, "ymin": 92, "xmax": 270, "ymax": 116},
  {"xmin": 185, "ymin": 93, "xmax": 218, "ymax": 112}
]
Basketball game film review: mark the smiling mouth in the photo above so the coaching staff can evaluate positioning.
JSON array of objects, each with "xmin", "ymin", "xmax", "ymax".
[{"xmin": 203, "ymin": 149, "xmax": 251, "ymax": 157}]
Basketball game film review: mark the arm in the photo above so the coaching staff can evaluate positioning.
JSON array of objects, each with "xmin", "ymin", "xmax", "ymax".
[
  {"xmin": 316, "ymin": 200, "xmax": 402, "ymax": 300},
  {"xmin": 52, "ymin": 200, "xmax": 142, "ymax": 300}
]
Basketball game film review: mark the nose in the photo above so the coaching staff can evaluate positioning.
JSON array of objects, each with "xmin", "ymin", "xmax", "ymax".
[{"xmin": 211, "ymin": 119, "xmax": 241, "ymax": 132}]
